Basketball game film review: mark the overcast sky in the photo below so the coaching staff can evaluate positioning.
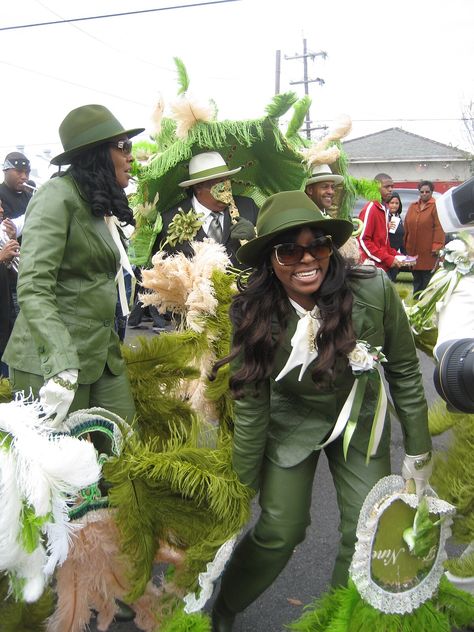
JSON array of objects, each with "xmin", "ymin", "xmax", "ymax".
[{"xmin": 1, "ymin": 0, "xmax": 473, "ymax": 179}]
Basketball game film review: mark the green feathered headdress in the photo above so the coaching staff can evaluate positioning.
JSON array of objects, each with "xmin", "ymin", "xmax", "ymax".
[{"xmin": 137, "ymin": 91, "xmax": 307, "ymax": 215}]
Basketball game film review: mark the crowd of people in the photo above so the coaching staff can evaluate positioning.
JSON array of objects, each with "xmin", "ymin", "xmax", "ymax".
[{"xmin": 0, "ymin": 102, "xmax": 451, "ymax": 631}]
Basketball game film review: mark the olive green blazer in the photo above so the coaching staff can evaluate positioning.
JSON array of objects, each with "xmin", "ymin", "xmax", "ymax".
[
  {"xmin": 231, "ymin": 269, "xmax": 432, "ymax": 490},
  {"xmin": 4, "ymin": 174, "xmax": 125, "ymax": 384}
]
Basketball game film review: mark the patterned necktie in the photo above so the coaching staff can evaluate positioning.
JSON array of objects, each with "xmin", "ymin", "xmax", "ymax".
[{"xmin": 208, "ymin": 211, "xmax": 223, "ymax": 243}]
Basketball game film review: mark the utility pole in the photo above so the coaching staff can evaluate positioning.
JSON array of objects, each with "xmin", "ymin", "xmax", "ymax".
[
  {"xmin": 285, "ymin": 39, "xmax": 327, "ymax": 140},
  {"xmin": 275, "ymin": 50, "xmax": 281, "ymax": 95}
]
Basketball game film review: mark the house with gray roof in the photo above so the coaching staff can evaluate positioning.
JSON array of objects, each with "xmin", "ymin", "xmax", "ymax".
[{"xmin": 343, "ymin": 127, "xmax": 473, "ymax": 192}]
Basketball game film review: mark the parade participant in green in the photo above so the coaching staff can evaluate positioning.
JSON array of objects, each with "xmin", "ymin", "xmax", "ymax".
[
  {"xmin": 4, "ymin": 104, "xmax": 143, "ymax": 427},
  {"xmin": 210, "ymin": 191, "xmax": 432, "ymax": 631}
]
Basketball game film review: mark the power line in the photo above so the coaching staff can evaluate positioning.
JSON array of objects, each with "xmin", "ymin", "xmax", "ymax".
[
  {"xmin": 0, "ymin": 0, "xmax": 240, "ymax": 32},
  {"xmin": 0, "ymin": 59, "xmax": 149, "ymax": 107},
  {"xmin": 322, "ymin": 118, "xmax": 472, "ymax": 123},
  {"xmin": 32, "ymin": 0, "xmax": 175, "ymax": 74}
]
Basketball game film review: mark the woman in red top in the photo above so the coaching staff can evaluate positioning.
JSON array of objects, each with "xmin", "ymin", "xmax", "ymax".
[{"xmin": 404, "ymin": 181, "xmax": 445, "ymax": 295}]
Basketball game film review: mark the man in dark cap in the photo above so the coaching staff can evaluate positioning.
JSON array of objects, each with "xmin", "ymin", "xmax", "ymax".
[{"xmin": 0, "ymin": 151, "xmax": 33, "ymax": 219}]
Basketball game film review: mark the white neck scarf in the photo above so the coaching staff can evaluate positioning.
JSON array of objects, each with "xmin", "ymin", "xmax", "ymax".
[
  {"xmin": 275, "ymin": 298, "xmax": 321, "ymax": 382},
  {"xmin": 104, "ymin": 215, "xmax": 134, "ymax": 317}
]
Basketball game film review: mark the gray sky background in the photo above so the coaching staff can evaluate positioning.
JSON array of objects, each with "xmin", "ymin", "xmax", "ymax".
[{"xmin": 1, "ymin": 0, "xmax": 473, "ymax": 180}]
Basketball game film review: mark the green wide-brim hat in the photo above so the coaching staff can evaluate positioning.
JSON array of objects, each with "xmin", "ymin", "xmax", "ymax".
[
  {"xmin": 51, "ymin": 104, "xmax": 145, "ymax": 166},
  {"xmin": 237, "ymin": 190, "xmax": 354, "ymax": 267}
]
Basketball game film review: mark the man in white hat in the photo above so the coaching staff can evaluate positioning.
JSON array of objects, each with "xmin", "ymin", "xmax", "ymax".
[
  {"xmin": 304, "ymin": 164, "xmax": 344, "ymax": 213},
  {"xmin": 156, "ymin": 151, "xmax": 258, "ymax": 267}
]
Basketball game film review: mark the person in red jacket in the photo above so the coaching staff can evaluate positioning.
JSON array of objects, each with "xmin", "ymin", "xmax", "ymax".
[{"xmin": 357, "ymin": 173, "xmax": 402, "ymax": 273}]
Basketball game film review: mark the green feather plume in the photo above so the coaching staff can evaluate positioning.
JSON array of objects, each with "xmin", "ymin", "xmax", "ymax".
[
  {"xmin": 174, "ymin": 57, "xmax": 190, "ymax": 95},
  {"xmin": 0, "ymin": 377, "xmax": 12, "ymax": 403},
  {"xmin": 105, "ymin": 425, "xmax": 251, "ymax": 601},
  {"xmin": 264, "ymin": 91, "xmax": 298, "ymax": 119},
  {"xmin": 413, "ymin": 327, "xmax": 438, "ymax": 357},
  {"xmin": 286, "ymin": 96, "xmax": 312, "ymax": 141},
  {"xmin": 349, "ymin": 176, "xmax": 381, "ymax": 203},
  {"xmin": 0, "ymin": 573, "xmax": 54, "ymax": 631},
  {"xmin": 445, "ymin": 550, "xmax": 474, "ymax": 577},
  {"xmin": 122, "ymin": 331, "xmax": 208, "ymax": 441},
  {"xmin": 160, "ymin": 607, "xmax": 211, "ymax": 631},
  {"xmin": 428, "ymin": 399, "xmax": 459, "ymax": 436},
  {"xmin": 431, "ymin": 414, "xmax": 474, "ymax": 542},
  {"xmin": 151, "ymin": 117, "xmax": 178, "ymax": 154},
  {"xmin": 289, "ymin": 576, "xmax": 474, "ymax": 631},
  {"xmin": 201, "ymin": 269, "xmax": 235, "ymax": 427}
]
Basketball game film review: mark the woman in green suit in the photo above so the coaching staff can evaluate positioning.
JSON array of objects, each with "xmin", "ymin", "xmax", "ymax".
[
  {"xmin": 4, "ymin": 104, "xmax": 144, "ymax": 427},
  {"xmin": 210, "ymin": 191, "xmax": 433, "ymax": 631}
]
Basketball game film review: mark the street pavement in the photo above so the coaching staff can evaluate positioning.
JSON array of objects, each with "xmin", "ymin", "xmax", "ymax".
[{"xmin": 90, "ymin": 324, "xmax": 456, "ymax": 632}]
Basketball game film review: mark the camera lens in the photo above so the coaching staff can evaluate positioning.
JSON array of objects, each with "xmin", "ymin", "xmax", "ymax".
[{"xmin": 433, "ymin": 339, "xmax": 474, "ymax": 413}]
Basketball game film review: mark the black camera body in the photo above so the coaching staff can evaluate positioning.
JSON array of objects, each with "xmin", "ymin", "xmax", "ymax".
[{"xmin": 433, "ymin": 177, "xmax": 474, "ymax": 413}]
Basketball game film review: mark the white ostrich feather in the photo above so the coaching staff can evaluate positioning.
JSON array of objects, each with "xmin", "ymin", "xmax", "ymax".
[
  {"xmin": 0, "ymin": 397, "xmax": 101, "ymax": 601},
  {"xmin": 0, "ymin": 448, "xmax": 24, "ymax": 567},
  {"xmin": 0, "ymin": 448, "xmax": 48, "ymax": 602},
  {"xmin": 170, "ymin": 96, "xmax": 214, "ymax": 138}
]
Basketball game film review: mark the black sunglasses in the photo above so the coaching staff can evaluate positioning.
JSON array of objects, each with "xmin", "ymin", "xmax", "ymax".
[
  {"xmin": 273, "ymin": 235, "xmax": 333, "ymax": 266},
  {"xmin": 109, "ymin": 139, "xmax": 133, "ymax": 154}
]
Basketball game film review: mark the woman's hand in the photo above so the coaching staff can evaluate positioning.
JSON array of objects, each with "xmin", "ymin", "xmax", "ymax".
[
  {"xmin": 402, "ymin": 452, "xmax": 433, "ymax": 497},
  {"xmin": 39, "ymin": 369, "xmax": 78, "ymax": 428}
]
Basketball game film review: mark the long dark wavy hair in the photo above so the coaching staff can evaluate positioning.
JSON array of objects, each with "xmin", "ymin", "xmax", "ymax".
[
  {"xmin": 66, "ymin": 143, "xmax": 134, "ymax": 225},
  {"xmin": 211, "ymin": 228, "xmax": 374, "ymax": 398}
]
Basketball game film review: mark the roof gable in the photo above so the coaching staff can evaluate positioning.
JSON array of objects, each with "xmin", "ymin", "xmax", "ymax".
[{"xmin": 343, "ymin": 127, "xmax": 472, "ymax": 161}]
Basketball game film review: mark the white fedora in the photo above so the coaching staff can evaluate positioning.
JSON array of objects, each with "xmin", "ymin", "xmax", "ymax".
[
  {"xmin": 179, "ymin": 151, "xmax": 242, "ymax": 187},
  {"xmin": 306, "ymin": 163, "xmax": 344, "ymax": 186}
]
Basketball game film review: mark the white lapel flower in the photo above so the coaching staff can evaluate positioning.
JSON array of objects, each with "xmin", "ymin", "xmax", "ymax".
[{"xmin": 348, "ymin": 341, "xmax": 386, "ymax": 375}]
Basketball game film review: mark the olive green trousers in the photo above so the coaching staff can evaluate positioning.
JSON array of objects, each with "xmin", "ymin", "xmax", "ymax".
[{"xmin": 217, "ymin": 439, "xmax": 390, "ymax": 616}]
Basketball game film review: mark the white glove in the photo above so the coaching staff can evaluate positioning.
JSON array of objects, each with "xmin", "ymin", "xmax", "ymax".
[
  {"xmin": 402, "ymin": 452, "xmax": 433, "ymax": 498},
  {"xmin": 39, "ymin": 369, "xmax": 78, "ymax": 428}
]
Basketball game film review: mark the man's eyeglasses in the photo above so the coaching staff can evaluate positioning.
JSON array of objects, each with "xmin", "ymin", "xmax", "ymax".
[
  {"xmin": 109, "ymin": 139, "xmax": 133, "ymax": 154},
  {"xmin": 273, "ymin": 235, "xmax": 333, "ymax": 266}
]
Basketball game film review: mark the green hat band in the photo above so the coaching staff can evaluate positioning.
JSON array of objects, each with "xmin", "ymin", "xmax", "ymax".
[{"xmin": 189, "ymin": 164, "xmax": 231, "ymax": 180}]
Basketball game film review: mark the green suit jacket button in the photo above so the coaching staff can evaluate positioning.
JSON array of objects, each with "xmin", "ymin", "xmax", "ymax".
[
  {"xmin": 107, "ymin": 272, "xmax": 115, "ymax": 279},
  {"xmin": 103, "ymin": 320, "xmax": 111, "ymax": 327},
  {"xmin": 44, "ymin": 366, "xmax": 51, "ymax": 374}
]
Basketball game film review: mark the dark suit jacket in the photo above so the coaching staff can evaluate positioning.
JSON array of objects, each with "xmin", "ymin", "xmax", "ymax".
[{"xmin": 154, "ymin": 195, "xmax": 259, "ymax": 268}]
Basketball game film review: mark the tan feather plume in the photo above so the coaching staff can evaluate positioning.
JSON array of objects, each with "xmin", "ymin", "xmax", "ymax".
[
  {"xmin": 151, "ymin": 95, "xmax": 165, "ymax": 136},
  {"xmin": 325, "ymin": 114, "xmax": 352, "ymax": 142},
  {"xmin": 47, "ymin": 509, "xmax": 164, "ymax": 632},
  {"xmin": 302, "ymin": 114, "xmax": 352, "ymax": 168},
  {"xmin": 170, "ymin": 96, "xmax": 214, "ymax": 139}
]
